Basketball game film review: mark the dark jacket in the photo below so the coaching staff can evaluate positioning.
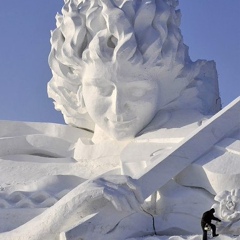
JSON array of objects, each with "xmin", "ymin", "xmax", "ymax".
[{"xmin": 201, "ymin": 209, "xmax": 221, "ymax": 224}]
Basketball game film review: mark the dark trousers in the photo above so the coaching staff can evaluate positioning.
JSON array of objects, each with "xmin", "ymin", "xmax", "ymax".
[{"xmin": 201, "ymin": 221, "xmax": 217, "ymax": 240}]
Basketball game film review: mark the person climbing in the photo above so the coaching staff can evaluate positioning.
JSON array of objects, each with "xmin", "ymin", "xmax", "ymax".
[{"xmin": 201, "ymin": 208, "xmax": 221, "ymax": 239}]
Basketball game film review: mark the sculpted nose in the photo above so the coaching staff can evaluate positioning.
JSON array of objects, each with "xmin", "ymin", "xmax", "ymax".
[{"xmin": 111, "ymin": 89, "xmax": 126, "ymax": 115}]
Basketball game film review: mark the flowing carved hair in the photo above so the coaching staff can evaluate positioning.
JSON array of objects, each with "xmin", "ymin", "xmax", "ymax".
[{"xmin": 48, "ymin": 0, "xmax": 221, "ymax": 130}]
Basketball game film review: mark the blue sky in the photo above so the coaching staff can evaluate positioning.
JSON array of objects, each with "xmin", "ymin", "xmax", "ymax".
[{"xmin": 0, "ymin": 0, "xmax": 239, "ymax": 124}]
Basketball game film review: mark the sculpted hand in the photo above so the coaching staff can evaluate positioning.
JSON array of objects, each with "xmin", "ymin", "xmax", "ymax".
[
  {"xmin": 89, "ymin": 175, "xmax": 144, "ymax": 212},
  {"xmin": 0, "ymin": 175, "xmax": 145, "ymax": 240}
]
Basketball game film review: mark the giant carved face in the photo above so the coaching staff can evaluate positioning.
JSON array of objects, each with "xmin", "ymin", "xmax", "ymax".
[
  {"xmin": 48, "ymin": 0, "xmax": 220, "ymax": 141},
  {"xmin": 82, "ymin": 62, "xmax": 159, "ymax": 140}
]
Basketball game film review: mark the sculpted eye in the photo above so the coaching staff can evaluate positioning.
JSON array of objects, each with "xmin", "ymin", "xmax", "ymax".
[{"xmin": 97, "ymin": 86, "xmax": 114, "ymax": 96}]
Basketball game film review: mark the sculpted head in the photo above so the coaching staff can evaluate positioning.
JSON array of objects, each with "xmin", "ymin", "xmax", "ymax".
[
  {"xmin": 82, "ymin": 61, "xmax": 159, "ymax": 139},
  {"xmin": 48, "ymin": 0, "xmax": 220, "ymax": 140}
]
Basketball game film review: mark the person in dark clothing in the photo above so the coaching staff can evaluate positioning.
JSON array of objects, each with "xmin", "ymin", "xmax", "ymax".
[{"xmin": 201, "ymin": 208, "xmax": 221, "ymax": 239}]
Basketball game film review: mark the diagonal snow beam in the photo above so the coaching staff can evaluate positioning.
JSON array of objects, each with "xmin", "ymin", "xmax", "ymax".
[
  {"xmin": 137, "ymin": 96, "xmax": 240, "ymax": 199},
  {"xmin": 63, "ymin": 97, "xmax": 240, "ymax": 239}
]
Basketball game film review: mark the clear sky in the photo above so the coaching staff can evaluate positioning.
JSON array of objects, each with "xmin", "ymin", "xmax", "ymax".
[{"xmin": 0, "ymin": 0, "xmax": 239, "ymax": 124}]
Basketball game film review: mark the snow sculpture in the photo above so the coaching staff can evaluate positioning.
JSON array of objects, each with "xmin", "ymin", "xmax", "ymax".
[
  {"xmin": 212, "ymin": 189, "xmax": 240, "ymax": 235},
  {"xmin": 48, "ymin": 0, "xmax": 221, "ymax": 140},
  {"xmin": 1, "ymin": 0, "xmax": 240, "ymax": 239},
  {"xmin": 214, "ymin": 189, "xmax": 240, "ymax": 222}
]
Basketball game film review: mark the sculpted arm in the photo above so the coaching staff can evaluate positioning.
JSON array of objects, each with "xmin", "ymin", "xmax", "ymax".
[{"xmin": 0, "ymin": 174, "xmax": 144, "ymax": 240}]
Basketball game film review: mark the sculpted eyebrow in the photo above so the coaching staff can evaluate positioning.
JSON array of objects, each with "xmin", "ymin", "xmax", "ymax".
[
  {"xmin": 85, "ymin": 78, "xmax": 108, "ymax": 87},
  {"xmin": 127, "ymin": 81, "xmax": 155, "ymax": 89}
]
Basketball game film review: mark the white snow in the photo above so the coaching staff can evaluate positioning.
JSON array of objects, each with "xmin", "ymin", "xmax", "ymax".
[{"xmin": 0, "ymin": 0, "xmax": 239, "ymax": 239}]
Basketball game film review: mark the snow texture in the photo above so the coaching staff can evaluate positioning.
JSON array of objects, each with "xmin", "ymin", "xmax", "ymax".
[{"xmin": 0, "ymin": 0, "xmax": 239, "ymax": 239}]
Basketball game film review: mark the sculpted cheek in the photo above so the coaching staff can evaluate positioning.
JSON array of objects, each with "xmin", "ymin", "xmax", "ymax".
[{"xmin": 88, "ymin": 98, "xmax": 110, "ymax": 118}]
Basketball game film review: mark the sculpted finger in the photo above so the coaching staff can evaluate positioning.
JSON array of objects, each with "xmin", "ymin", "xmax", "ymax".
[
  {"xmin": 102, "ymin": 175, "xmax": 130, "ymax": 185},
  {"xmin": 96, "ymin": 175, "xmax": 144, "ymax": 211},
  {"xmin": 125, "ymin": 177, "xmax": 145, "ymax": 204},
  {"xmin": 104, "ymin": 175, "xmax": 144, "ymax": 204},
  {"xmin": 119, "ymin": 186, "xmax": 142, "ymax": 212},
  {"xmin": 103, "ymin": 186, "xmax": 132, "ymax": 212}
]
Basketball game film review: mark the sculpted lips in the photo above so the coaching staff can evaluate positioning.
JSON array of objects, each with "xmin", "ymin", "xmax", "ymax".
[{"xmin": 104, "ymin": 117, "xmax": 136, "ymax": 129}]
